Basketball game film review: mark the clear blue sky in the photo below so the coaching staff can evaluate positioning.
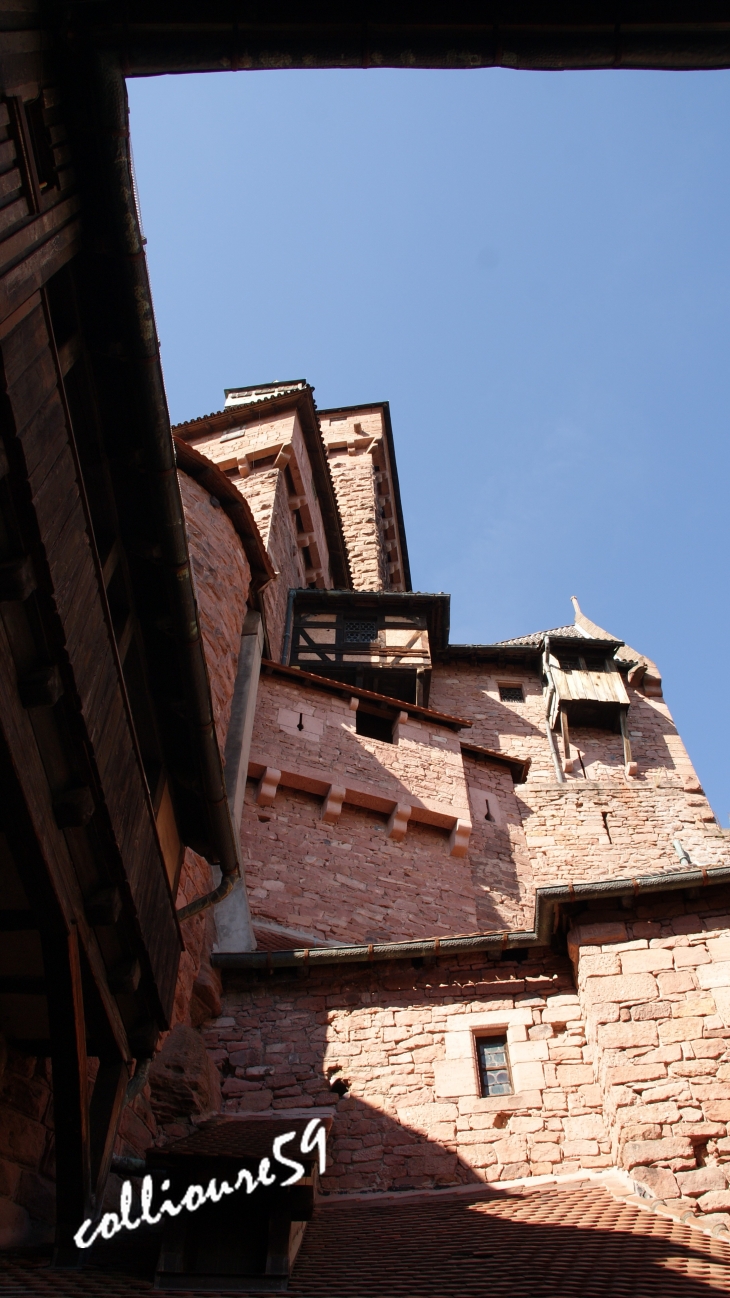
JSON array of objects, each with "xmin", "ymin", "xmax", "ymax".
[{"xmin": 128, "ymin": 68, "xmax": 730, "ymax": 822}]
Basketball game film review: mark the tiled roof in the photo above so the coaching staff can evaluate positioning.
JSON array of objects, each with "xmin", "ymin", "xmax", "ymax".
[
  {"xmin": 494, "ymin": 623, "xmax": 587, "ymax": 647},
  {"xmin": 5, "ymin": 1179, "xmax": 728, "ymax": 1296},
  {"xmin": 288, "ymin": 1181, "xmax": 730, "ymax": 1297}
]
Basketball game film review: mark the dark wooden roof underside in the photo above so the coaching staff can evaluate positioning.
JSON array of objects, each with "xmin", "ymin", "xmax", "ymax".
[{"xmin": 51, "ymin": 4, "xmax": 730, "ymax": 73}]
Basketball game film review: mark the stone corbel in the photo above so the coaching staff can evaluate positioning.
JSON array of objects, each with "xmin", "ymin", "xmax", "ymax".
[
  {"xmin": 448, "ymin": 819, "xmax": 472, "ymax": 858},
  {"xmin": 321, "ymin": 784, "xmax": 346, "ymax": 824},
  {"xmin": 392, "ymin": 710, "xmax": 409, "ymax": 743},
  {"xmin": 256, "ymin": 767, "xmax": 281, "ymax": 806},
  {"xmin": 274, "ymin": 442, "xmax": 293, "ymax": 468},
  {"xmin": 387, "ymin": 803, "xmax": 411, "ymax": 841}
]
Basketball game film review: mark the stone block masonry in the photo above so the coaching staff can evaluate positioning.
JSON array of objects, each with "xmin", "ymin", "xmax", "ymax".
[
  {"xmin": 320, "ymin": 407, "xmax": 406, "ymax": 592},
  {"xmin": 179, "ymin": 470, "xmax": 251, "ymax": 750},
  {"xmin": 207, "ymin": 948, "xmax": 612, "ymax": 1194},
  {"xmin": 430, "ymin": 661, "xmax": 730, "ymax": 887},
  {"xmin": 571, "ymin": 891, "xmax": 730, "ymax": 1225}
]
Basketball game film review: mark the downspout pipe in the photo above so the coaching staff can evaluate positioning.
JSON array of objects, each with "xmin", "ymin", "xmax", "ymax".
[
  {"xmin": 212, "ymin": 863, "xmax": 730, "ymax": 971},
  {"xmin": 90, "ymin": 54, "xmax": 240, "ymax": 919}
]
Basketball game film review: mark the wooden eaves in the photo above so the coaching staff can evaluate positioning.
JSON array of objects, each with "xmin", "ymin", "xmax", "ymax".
[
  {"xmin": 460, "ymin": 740, "xmax": 531, "ymax": 785},
  {"xmin": 261, "ymin": 659, "xmax": 472, "ymax": 731},
  {"xmin": 64, "ymin": 4, "xmax": 730, "ymax": 73}
]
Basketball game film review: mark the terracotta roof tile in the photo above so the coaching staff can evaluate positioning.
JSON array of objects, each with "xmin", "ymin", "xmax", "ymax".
[{"xmin": 4, "ymin": 1181, "xmax": 728, "ymax": 1297}]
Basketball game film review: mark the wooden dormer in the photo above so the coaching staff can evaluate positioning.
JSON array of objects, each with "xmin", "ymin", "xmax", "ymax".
[{"xmin": 543, "ymin": 638, "xmax": 635, "ymax": 776}]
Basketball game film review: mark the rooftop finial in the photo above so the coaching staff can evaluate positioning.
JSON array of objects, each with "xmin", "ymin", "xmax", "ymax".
[{"xmin": 571, "ymin": 595, "xmax": 582, "ymax": 621}]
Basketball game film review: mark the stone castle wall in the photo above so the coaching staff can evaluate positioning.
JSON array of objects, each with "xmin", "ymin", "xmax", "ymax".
[
  {"xmin": 204, "ymin": 885, "xmax": 729, "ymax": 1222},
  {"xmin": 320, "ymin": 409, "xmax": 394, "ymax": 591},
  {"xmin": 571, "ymin": 894, "xmax": 730, "ymax": 1219}
]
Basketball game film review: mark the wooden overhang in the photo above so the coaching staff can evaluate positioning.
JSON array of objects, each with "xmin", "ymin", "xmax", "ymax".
[
  {"xmin": 261, "ymin": 658, "xmax": 471, "ymax": 731},
  {"xmin": 318, "ymin": 398, "xmax": 412, "ymax": 592},
  {"xmin": 146, "ymin": 1116, "xmax": 332, "ymax": 1288},
  {"xmin": 292, "ymin": 588, "xmax": 450, "ymax": 654},
  {"xmin": 60, "ymin": 5, "xmax": 730, "ymax": 73},
  {"xmin": 172, "ymin": 384, "xmax": 352, "ymax": 591},
  {"xmin": 173, "ymin": 436, "xmax": 275, "ymax": 593},
  {"xmin": 459, "ymin": 741, "xmax": 531, "ymax": 785}
]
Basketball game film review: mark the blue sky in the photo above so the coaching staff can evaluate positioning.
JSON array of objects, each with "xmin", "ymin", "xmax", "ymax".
[{"xmin": 128, "ymin": 68, "xmax": 730, "ymax": 820}]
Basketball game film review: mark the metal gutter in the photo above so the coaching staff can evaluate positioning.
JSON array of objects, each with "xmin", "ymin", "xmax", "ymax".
[
  {"xmin": 93, "ymin": 55, "xmax": 241, "ymax": 919},
  {"xmin": 212, "ymin": 864, "xmax": 730, "ymax": 970}
]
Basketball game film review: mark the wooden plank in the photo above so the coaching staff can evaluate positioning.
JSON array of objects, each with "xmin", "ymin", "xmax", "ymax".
[
  {"xmin": 0, "ymin": 195, "xmax": 29, "ymax": 237},
  {"xmin": 42, "ymin": 923, "xmax": 91, "ymax": 1257},
  {"xmin": 0, "ymin": 295, "xmax": 47, "ymax": 380},
  {"xmin": 6, "ymin": 337, "xmax": 57, "ymax": 428},
  {"xmin": 0, "ymin": 616, "xmax": 131, "ymax": 1063},
  {"xmin": 0, "ymin": 215, "xmax": 79, "ymax": 322},
  {"xmin": 14, "ymin": 385, "xmax": 65, "ymax": 473},
  {"xmin": 89, "ymin": 1059, "xmax": 129, "ymax": 1207},
  {"xmin": 30, "ymin": 439, "xmax": 78, "ymax": 542},
  {"xmin": 0, "ymin": 195, "xmax": 80, "ymax": 281}
]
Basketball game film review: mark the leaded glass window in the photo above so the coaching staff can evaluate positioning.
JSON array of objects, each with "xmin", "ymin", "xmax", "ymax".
[{"xmin": 476, "ymin": 1035, "xmax": 512, "ymax": 1097}]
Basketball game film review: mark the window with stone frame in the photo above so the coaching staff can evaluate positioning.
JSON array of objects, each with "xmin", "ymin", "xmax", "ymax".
[
  {"xmin": 499, "ymin": 684, "xmax": 524, "ymax": 703},
  {"xmin": 475, "ymin": 1035, "xmax": 513, "ymax": 1097}
]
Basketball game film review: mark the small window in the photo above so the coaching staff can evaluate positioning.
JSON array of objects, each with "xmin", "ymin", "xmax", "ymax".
[
  {"xmin": 559, "ymin": 655, "xmax": 582, "ymax": 671},
  {"xmin": 344, "ymin": 619, "xmax": 377, "ymax": 644},
  {"xmin": 475, "ymin": 1035, "xmax": 513, "ymax": 1097},
  {"xmin": 356, "ymin": 709, "xmax": 394, "ymax": 744},
  {"xmin": 499, "ymin": 685, "xmax": 523, "ymax": 703}
]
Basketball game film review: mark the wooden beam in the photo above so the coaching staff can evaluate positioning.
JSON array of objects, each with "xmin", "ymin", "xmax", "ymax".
[
  {"xmin": 43, "ymin": 924, "xmax": 90, "ymax": 1260},
  {"xmin": 0, "ymin": 636, "xmax": 131, "ymax": 1063},
  {"xmin": 89, "ymin": 1059, "xmax": 129, "ymax": 1208},
  {"xmin": 560, "ymin": 708, "xmax": 574, "ymax": 774}
]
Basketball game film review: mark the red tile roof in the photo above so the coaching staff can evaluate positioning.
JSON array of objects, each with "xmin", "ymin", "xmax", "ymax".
[{"xmin": 4, "ymin": 1180, "xmax": 729, "ymax": 1296}]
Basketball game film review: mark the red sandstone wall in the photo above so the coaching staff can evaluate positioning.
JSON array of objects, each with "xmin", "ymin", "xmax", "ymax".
[
  {"xmin": 242, "ymin": 787, "xmax": 478, "ymax": 947},
  {"xmin": 320, "ymin": 408, "xmax": 400, "ymax": 591},
  {"xmin": 462, "ymin": 754, "xmax": 534, "ymax": 933},
  {"xmin": 188, "ymin": 410, "xmax": 335, "ymax": 660},
  {"xmin": 179, "ymin": 470, "xmax": 252, "ymax": 748},
  {"xmin": 430, "ymin": 663, "xmax": 730, "ymax": 888},
  {"xmin": 251, "ymin": 469, "xmax": 306, "ymax": 660},
  {"xmin": 242, "ymin": 673, "xmax": 480, "ymax": 944},
  {"xmin": 203, "ymin": 890, "xmax": 729, "ymax": 1219},
  {"xmin": 205, "ymin": 949, "xmax": 614, "ymax": 1194},
  {"xmin": 572, "ymin": 894, "xmax": 730, "ymax": 1221}
]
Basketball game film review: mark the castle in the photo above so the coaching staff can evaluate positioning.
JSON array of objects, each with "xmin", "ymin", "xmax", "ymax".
[
  {"xmin": 0, "ymin": 10, "xmax": 728, "ymax": 1289},
  {"xmin": 2, "ymin": 369, "xmax": 730, "ymax": 1286}
]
